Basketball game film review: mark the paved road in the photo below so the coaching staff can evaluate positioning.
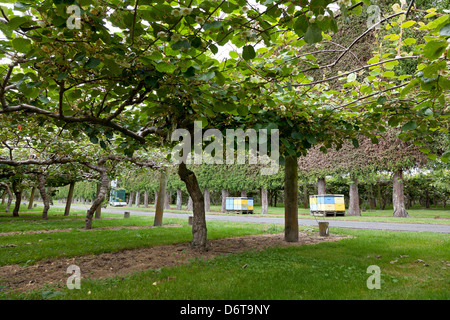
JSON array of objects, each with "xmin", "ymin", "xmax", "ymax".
[{"xmin": 58, "ymin": 204, "xmax": 450, "ymax": 234}]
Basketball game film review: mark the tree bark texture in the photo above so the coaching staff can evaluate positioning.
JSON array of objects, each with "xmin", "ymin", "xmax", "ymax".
[
  {"xmin": 187, "ymin": 196, "xmax": 193, "ymax": 211},
  {"xmin": 154, "ymin": 191, "xmax": 158, "ymax": 208},
  {"xmin": 154, "ymin": 170, "xmax": 167, "ymax": 226},
  {"xmin": 64, "ymin": 182, "xmax": 75, "ymax": 216},
  {"xmin": 0, "ymin": 182, "xmax": 13, "ymax": 213},
  {"xmin": 284, "ymin": 155, "xmax": 299, "ymax": 242},
  {"xmin": 347, "ymin": 178, "xmax": 361, "ymax": 216},
  {"xmin": 302, "ymin": 184, "xmax": 309, "ymax": 209},
  {"xmin": 317, "ymin": 178, "xmax": 326, "ymax": 195},
  {"xmin": 11, "ymin": 180, "xmax": 22, "ymax": 217},
  {"xmin": 164, "ymin": 191, "xmax": 171, "ymax": 209},
  {"xmin": 37, "ymin": 173, "xmax": 50, "ymax": 219},
  {"xmin": 261, "ymin": 186, "xmax": 268, "ymax": 214},
  {"xmin": 176, "ymin": 188, "xmax": 182, "ymax": 210},
  {"xmin": 178, "ymin": 163, "xmax": 207, "ymax": 250},
  {"xmin": 135, "ymin": 190, "xmax": 140, "ymax": 207},
  {"xmin": 221, "ymin": 189, "xmax": 228, "ymax": 213},
  {"xmin": 144, "ymin": 190, "xmax": 149, "ymax": 208},
  {"xmin": 393, "ymin": 169, "xmax": 409, "ymax": 217},
  {"xmin": 204, "ymin": 188, "xmax": 210, "ymax": 213},
  {"xmin": 95, "ymin": 183, "xmax": 102, "ymax": 219},
  {"xmin": 127, "ymin": 191, "xmax": 134, "ymax": 207},
  {"xmin": 85, "ymin": 171, "xmax": 110, "ymax": 229},
  {"xmin": 28, "ymin": 186, "xmax": 36, "ymax": 210}
]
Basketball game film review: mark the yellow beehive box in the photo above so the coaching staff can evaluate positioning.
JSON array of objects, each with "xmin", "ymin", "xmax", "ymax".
[
  {"xmin": 335, "ymin": 204, "xmax": 345, "ymax": 211},
  {"xmin": 248, "ymin": 205, "xmax": 253, "ymax": 210},
  {"xmin": 309, "ymin": 196, "xmax": 317, "ymax": 204},
  {"xmin": 335, "ymin": 197, "xmax": 345, "ymax": 204},
  {"xmin": 241, "ymin": 199, "xmax": 247, "ymax": 205}
]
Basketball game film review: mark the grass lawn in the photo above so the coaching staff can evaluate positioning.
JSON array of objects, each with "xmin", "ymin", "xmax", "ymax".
[{"xmin": 0, "ymin": 204, "xmax": 449, "ymax": 300}]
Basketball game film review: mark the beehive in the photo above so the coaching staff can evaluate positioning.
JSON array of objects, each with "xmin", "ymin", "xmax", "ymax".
[
  {"xmin": 309, "ymin": 194, "xmax": 345, "ymax": 216},
  {"xmin": 226, "ymin": 197, "xmax": 254, "ymax": 214}
]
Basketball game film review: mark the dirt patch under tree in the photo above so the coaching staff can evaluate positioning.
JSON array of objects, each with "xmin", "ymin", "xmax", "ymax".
[{"xmin": 0, "ymin": 232, "xmax": 350, "ymax": 293}]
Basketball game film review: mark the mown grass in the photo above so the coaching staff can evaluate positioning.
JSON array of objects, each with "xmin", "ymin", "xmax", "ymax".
[
  {"xmin": 0, "ymin": 205, "xmax": 283, "ymax": 266},
  {"xmin": 5, "ymin": 229, "xmax": 449, "ymax": 300},
  {"xmin": 0, "ymin": 204, "xmax": 449, "ymax": 300}
]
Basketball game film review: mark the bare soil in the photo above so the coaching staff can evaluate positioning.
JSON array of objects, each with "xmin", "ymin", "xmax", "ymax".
[{"xmin": 0, "ymin": 232, "xmax": 349, "ymax": 293}]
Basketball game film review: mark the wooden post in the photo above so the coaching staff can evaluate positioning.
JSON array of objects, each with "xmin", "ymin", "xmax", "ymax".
[
  {"xmin": 318, "ymin": 222, "xmax": 329, "ymax": 237},
  {"xmin": 124, "ymin": 211, "xmax": 130, "ymax": 218}
]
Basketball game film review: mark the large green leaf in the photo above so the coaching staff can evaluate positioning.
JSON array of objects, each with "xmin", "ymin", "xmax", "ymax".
[
  {"xmin": 401, "ymin": 121, "xmax": 417, "ymax": 131},
  {"xmin": 293, "ymin": 15, "xmax": 308, "ymax": 36},
  {"xmin": 304, "ymin": 24, "xmax": 322, "ymax": 45},
  {"xmin": 85, "ymin": 57, "xmax": 101, "ymax": 68},
  {"xmin": 242, "ymin": 45, "xmax": 256, "ymax": 61},
  {"xmin": 12, "ymin": 38, "xmax": 31, "ymax": 53},
  {"xmin": 422, "ymin": 40, "xmax": 447, "ymax": 61}
]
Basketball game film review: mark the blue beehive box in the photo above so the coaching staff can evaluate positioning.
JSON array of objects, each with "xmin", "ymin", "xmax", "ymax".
[{"xmin": 324, "ymin": 196, "xmax": 335, "ymax": 204}]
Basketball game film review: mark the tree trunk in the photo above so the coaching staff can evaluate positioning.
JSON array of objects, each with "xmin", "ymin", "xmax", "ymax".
[
  {"xmin": 128, "ymin": 191, "xmax": 134, "ymax": 207},
  {"xmin": 221, "ymin": 189, "xmax": 228, "ymax": 213},
  {"xmin": 274, "ymin": 191, "xmax": 278, "ymax": 207},
  {"xmin": 377, "ymin": 182, "xmax": 383, "ymax": 209},
  {"xmin": 0, "ymin": 182, "xmax": 13, "ymax": 213},
  {"xmin": 178, "ymin": 163, "xmax": 207, "ymax": 250},
  {"xmin": 153, "ymin": 170, "xmax": 167, "ymax": 226},
  {"xmin": 176, "ymin": 188, "xmax": 182, "ymax": 210},
  {"xmin": 85, "ymin": 171, "xmax": 110, "ymax": 229},
  {"xmin": 347, "ymin": 178, "xmax": 361, "ymax": 216},
  {"xmin": 241, "ymin": 189, "xmax": 247, "ymax": 197},
  {"xmin": 317, "ymin": 178, "xmax": 326, "ymax": 195},
  {"xmin": 135, "ymin": 191, "xmax": 140, "ymax": 207},
  {"xmin": 154, "ymin": 191, "xmax": 158, "ymax": 208},
  {"xmin": 12, "ymin": 190, "xmax": 22, "ymax": 217},
  {"xmin": 204, "ymin": 188, "xmax": 210, "ymax": 213},
  {"xmin": 261, "ymin": 186, "xmax": 269, "ymax": 214},
  {"xmin": 392, "ymin": 169, "xmax": 409, "ymax": 217},
  {"xmin": 11, "ymin": 180, "xmax": 22, "ymax": 217},
  {"xmin": 144, "ymin": 190, "xmax": 149, "ymax": 208},
  {"xmin": 64, "ymin": 182, "xmax": 75, "ymax": 216},
  {"xmin": 37, "ymin": 174, "xmax": 50, "ymax": 219},
  {"xmin": 187, "ymin": 196, "xmax": 193, "ymax": 211},
  {"xmin": 284, "ymin": 155, "xmax": 299, "ymax": 242},
  {"xmin": 302, "ymin": 184, "xmax": 309, "ymax": 209},
  {"xmin": 28, "ymin": 187, "xmax": 36, "ymax": 210},
  {"xmin": 95, "ymin": 183, "xmax": 102, "ymax": 219},
  {"xmin": 164, "ymin": 191, "xmax": 171, "ymax": 209}
]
